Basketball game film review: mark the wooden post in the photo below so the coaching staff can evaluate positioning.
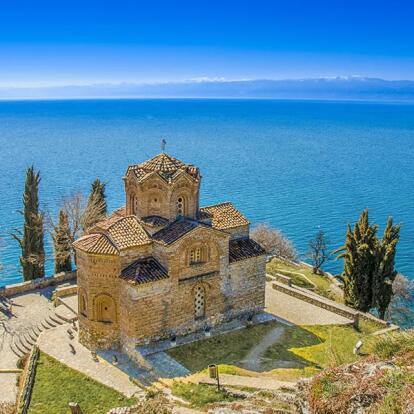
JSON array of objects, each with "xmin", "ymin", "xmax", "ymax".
[{"xmin": 69, "ymin": 402, "xmax": 83, "ymax": 414}]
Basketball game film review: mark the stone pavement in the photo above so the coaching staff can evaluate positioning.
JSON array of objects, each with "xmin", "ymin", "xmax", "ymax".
[
  {"xmin": 265, "ymin": 281, "xmax": 352, "ymax": 325},
  {"xmin": 37, "ymin": 324, "xmax": 144, "ymax": 398},
  {"xmin": 0, "ymin": 288, "xmax": 75, "ymax": 403},
  {"xmin": 199, "ymin": 373, "xmax": 296, "ymax": 391}
]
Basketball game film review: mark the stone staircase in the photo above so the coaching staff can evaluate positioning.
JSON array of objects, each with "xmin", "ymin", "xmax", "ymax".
[{"xmin": 11, "ymin": 309, "xmax": 77, "ymax": 359}]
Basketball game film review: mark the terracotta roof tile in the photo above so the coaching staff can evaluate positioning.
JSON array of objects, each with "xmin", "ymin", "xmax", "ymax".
[
  {"xmin": 121, "ymin": 257, "xmax": 168, "ymax": 284},
  {"xmin": 126, "ymin": 153, "xmax": 200, "ymax": 183},
  {"xmin": 73, "ymin": 233, "xmax": 119, "ymax": 255},
  {"xmin": 229, "ymin": 238, "xmax": 266, "ymax": 263},
  {"xmin": 200, "ymin": 202, "xmax": 249, "ymax": 230},
  {"xmin": 106, "ymin": 216, "xmax": 152, "ymax": 250}
]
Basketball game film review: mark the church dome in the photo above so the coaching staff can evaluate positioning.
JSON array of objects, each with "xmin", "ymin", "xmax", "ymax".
[{"xmin": 125, "ymin": 153, "xmax": 200, "ymax": 183}]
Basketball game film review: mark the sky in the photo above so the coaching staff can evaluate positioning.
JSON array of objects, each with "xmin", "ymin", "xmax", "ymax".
[{"xmin": 1, "ymin": 0, "xmax": 414, "ymax": 86}]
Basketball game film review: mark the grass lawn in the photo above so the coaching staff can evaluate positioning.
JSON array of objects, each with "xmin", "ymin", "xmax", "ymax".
[
  {"xmin": 171, "ymin": 382, "xmax": 240, "ymax": 408},
  {"xmin": 267, "ymin": 259, "xmax": 343, "ymax": 302},
  {"xmin": 167, "ymin": 321, "xmax": 322, "ymax": 372},
  {"xmin": 167, "ymin": 320, "xmax": 383, "ymax": 380},
  {"xmin": 28, "ymin": 352, "xmax": 136, "ymax": 414}
]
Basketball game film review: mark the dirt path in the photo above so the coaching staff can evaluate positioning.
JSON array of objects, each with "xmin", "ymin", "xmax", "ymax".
[{"xmin": 240, "ymin": 326, "xmax": 285, "ymax": 371}]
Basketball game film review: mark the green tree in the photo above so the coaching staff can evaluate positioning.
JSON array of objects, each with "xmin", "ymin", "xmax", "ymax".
[
  {"xmin": 52, "ymin": 209, "xmax": 72, "ymax": 273},
  {"xmin": 89, "ymin": 179, "xmax": 107, "ymax": 216},
  {"xmin": 335, "ymin": 209, "xmax": 378, "ymax": 311},
  {"xmin": 373, "ymin": 217, "xmax": 400, "ymax": 319},
  {"xmin": 83, "ymin": 179, "xmax": 107, "ymax": 231},
  {"xmin": 12, "ymin": 166, "xmax": 45, "ymax": 280}
]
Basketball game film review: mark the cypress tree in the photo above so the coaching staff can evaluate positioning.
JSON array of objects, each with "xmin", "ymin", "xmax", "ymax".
[
  {"xmin": 89, "ymin": 179, "xmax": 107, "ymax": 217},
  {"xmin": 52, "ymin": 209, "xmax": 72, "ymax": 273},
  {"xmin": 373, "ymin": 217, "xmax": 400, "ymax": 319},
  {"xmin": 12, "ymin": 166, "xmax": 45, "ymax": 280},
  {"xmin": 335, "ymin": 209, "xmax": 378, "ymax": 312}
]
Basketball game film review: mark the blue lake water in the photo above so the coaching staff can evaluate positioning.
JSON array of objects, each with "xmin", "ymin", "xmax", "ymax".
[{"xmin": 0, "ymin": 99, "xmax": 413, "ymax": 289}]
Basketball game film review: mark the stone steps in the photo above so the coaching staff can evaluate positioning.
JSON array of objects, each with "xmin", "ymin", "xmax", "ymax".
[{"xmin": 10, "ymin": 311, "xmax": 69, "ymax": 359}]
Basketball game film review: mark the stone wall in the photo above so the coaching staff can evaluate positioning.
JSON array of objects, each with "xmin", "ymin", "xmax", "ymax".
[
  {"xmin": 272, "ymin": 281, "xmax": 392, "ymax": 329},
  {"xmin": 227, "ymin": 255, "xmax": 266, "ymax": 318},
  {"xmin": 0, "ymin": 271, "xmax": 76, "ymax": 298},
  {"xmin": 77, "ymin": 251, "xmax": 121, "ymax": 349}
]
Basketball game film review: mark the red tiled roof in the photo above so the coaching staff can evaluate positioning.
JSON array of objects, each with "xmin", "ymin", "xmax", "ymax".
[
  {"xmin": 73, "ymin": 233, "xmax": 119, "ymax": 256},
  {"xmin": 125, "ymin": 153, "xmax": 200, "ymax": 183},
  {"xmin": 200, "ymin": 202, "xmax": 249, "ymax": 230}
]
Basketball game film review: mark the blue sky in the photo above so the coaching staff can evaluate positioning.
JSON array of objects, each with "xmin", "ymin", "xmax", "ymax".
[{"xmin": 1, "ymin": 0, "xmax": 414, "ymax": 86}]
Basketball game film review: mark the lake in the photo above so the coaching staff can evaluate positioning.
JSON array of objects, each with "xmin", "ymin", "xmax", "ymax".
[{"xmin": 0, "ymin": 98, "xmax": 413, "ymax": 288}]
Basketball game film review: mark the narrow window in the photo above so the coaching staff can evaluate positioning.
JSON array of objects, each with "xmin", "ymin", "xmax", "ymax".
[
  {"xmin": 130, "ymin": 194, "xmax": 136, "ymax": 214},
  {"xmin": 80, "ymin": 294, "xmax": 87, "ymax": 317},
  {"xmin": 190, "ymin": 247, "xmax": 204, "ymax": 264},
  {"xmin": 177, "ymin": 196, "xmax": 186, "ymax": 216},
  {"xmin": 194, "ymin": 285, "xmax": 205, "ymax": 319}
]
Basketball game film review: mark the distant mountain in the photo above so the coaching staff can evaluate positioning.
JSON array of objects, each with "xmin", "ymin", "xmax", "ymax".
[{"xmin": 2, "ymin": 77, "xmax": 414, "ymax": 101}]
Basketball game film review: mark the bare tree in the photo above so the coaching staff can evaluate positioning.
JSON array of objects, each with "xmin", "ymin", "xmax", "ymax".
[
  {"xmin": 46, "ymin": 192, "xmax": 106, "ymax": 263},
  {"xmin": 62, "ymin": 192, "xmax": 106, "ymax": 240},
  {"xmin": 251, "ymin": 223, "xmax": 297, "ymax": 261},
  {"xmin": 307, "ymin": 230, "xmax": 331, "ymax": 274},
  {"xmin": 385, "ymin": 273, "xmax": 414, "ymax": 325}
]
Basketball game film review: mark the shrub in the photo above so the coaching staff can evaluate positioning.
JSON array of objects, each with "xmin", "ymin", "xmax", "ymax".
[{"xmin": 372, "ymin": 330, "xmax": 414, "ymax": 359}]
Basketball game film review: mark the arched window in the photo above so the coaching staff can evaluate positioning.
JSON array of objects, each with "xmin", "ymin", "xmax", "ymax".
[
  {"xmin": 80, "ymin": 293, "xmax": 87, "ymax": 317},
  {"xmin": 130, "ymin": 194, "xmax": 136, "ymax": 214},
  {"xmin": 95, "ymin": 294, "xmax": 116, "ymax": 323},
  {"xmin": 189, "ymin": 246, "xmax": 208, "ymax": 265},
  {"xmin": 194, "ymin": 285, "xmax": 205, "ymax": 319},
  {"xmin": 176, "ymin": 196, "xmax": 186, "ymax": 216}
]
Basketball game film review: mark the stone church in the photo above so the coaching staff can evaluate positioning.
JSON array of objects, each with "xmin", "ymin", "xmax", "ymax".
[{"xmin": 73, "ymin": 152, "xmax": 266, "ymax": 352}]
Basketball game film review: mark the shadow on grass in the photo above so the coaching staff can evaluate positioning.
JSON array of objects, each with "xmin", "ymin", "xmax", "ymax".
[{"xmin": 166, "ymin": 321, "xmax": 322, "ymax": 373}]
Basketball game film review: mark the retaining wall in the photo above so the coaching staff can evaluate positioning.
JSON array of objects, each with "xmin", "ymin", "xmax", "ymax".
[
  {"xmin": 272, "ymin": 281, "xmax": 394, "ymax": 329},
  {"xmin": 0, "ymin": 271, "xmax": 76, "ymax": 297}
]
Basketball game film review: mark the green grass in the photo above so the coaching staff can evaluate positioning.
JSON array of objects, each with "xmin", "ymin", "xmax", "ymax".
[
  {"xmin": 267, "ymin": 259, "xmax": 343, "ymax": 302},
  {"xmin": 167, "ymin": 319, "xmax": 383, "ymax": 379},
  {"xmin": 167, "ymin": 321, "xmax": 282, "ymax": 372},
  {"xmin": 372, "ymin": 329, "xmax": 414, "ymax": 359},
  {"xmin": 28, "ymin": 352, "xmax": 136, "ymax": 414},
  {"xmin": 290, "ymin": 324, "xmax": 378, "ymax": 368},
  {"xmin": 171, "ymin": 382, "xmax": 240, "ymax": 408}
]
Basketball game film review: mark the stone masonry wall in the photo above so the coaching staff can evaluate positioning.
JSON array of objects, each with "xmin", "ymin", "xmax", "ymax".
[
  {"xmin": 226, "ymin": 255, "xmax": 266, "ymax": 318},
  {"xmin": 77, "ymin": 251, "xmax": 121, "ymax": 349}
]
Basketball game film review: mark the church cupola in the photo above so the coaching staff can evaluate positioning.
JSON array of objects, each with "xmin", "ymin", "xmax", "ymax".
[{"xmin": 123, "ymin": 152, "xmax": 201, "ymax": 222}]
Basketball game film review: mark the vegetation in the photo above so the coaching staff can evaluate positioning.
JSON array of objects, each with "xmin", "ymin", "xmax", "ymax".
[
  {"xmin": 386, "ymin": 273, "xmax": 414, "ymax": 326},
  {"xmin": 167, "ymin": 319, "xmax": 382, "ymax": 381},
  {"xmin": 167, "ymin": 321, "xmax": 285, "ymax": 372},
  {"xmin": 251, "ymin": 223, "xmax": 298, "ymax": 261},
  {"xmin": 373, "ymin": 217, "xmax": 401, "ymax": 319},
  {"xmin": 11, "ymin": 166, "xmax": 45, "ymax": 281},
  {"xmin": 307, "ymin": 229, "xmax": 331, "ymax": 274},
  {"xmin": 335, "ymin": 209, "xmax": 400, "ymax": 318},
  {"xmin": 28, "ymin": 352, "xmax": 136, "ymax": 414},
  {"xmin": 51, "ymin": 209, "xmax": 72, "ymax": 273},
  {"xmin": 84, "ymin": 179, "xmax": 107, "ymax": 230},
  {"xmin": 171, "ymin": 382, "xmax": 240, "ymax": 408},
  {"xmin": 61, "ymin": 191, "xmax": 106, "ymax": 243},
  {"xmin": 307, "ymin": 330, "xmax": 414, "ymax": 414},
  {"xmin": 372, "ymin": 329, "xmax": 414, "ymax": 359},
  {"xmin": 267, "ymin": 258, "xmax": 341, "ymax": 302}
]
